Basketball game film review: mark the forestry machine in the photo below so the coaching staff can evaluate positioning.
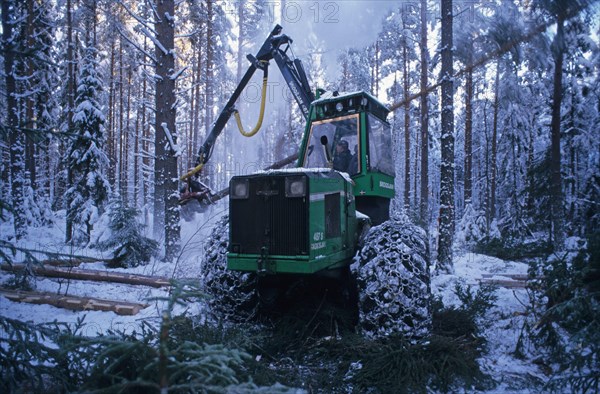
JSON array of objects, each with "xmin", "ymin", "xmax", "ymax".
[{"xmin": 181, "ymin": 25, "xmax": 431, "ymax": 339}]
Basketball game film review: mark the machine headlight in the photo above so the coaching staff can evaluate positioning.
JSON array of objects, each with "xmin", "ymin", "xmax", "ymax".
[
  {"xmin": 230, "ymin": 178, "xmax": 249, "ymax": 199},
  {"xmin": 335, "ymin": 102, "xmax": 344, "ymax": 112},
  {"xmin": 285, "ymin": 176, "xmax": 306, "ymax": 198}
]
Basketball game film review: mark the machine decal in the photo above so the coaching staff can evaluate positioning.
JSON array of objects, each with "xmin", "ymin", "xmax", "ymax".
[
  {"xmin": 379, "ymin": 181, "xmax": 394, "ymax": 190},
  {"xmin": 311, "ymin": 241, "xmax": 326, "ymax": 250}
]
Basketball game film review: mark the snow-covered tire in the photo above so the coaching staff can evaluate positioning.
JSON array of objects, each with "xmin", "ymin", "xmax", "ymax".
[
  {"xmin": 201, "ymin": 215, "xmax": 258, "ymax": 321},
  {"xmin": 351, "ymin": 218, "xmax": 431, "ymax": 340}
]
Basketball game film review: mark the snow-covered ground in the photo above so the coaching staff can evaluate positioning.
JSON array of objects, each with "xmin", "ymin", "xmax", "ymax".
[
  {"xmin": 1, "ymin": 210, "xmax": 550, "ymax": 392},
  {"xmin": 434, "ymin": 253, "xmax": 547, "ymax": 392},
  {"xmin": 0, "ymin": 204, "xmax": 228, "ymax": 335}
]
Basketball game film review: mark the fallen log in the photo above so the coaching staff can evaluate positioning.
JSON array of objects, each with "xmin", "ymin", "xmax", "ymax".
[
  {"xmin": 40, "ymin": 257, "xmax": 106, "ymax": 267},
  {"xmin": 481, "ymin": 273, "xmax": 529, "ymax": 281},
  {"xmin": 1, "ymin": 264, "xmax": 171, "ymax": 288},
  {"xmin": 0, "ymin": 287, "xmax": 148, "ymax": 316},
  {"xmin": 477, "ymin": 278, "xmax": 528, "ymax": 289}
]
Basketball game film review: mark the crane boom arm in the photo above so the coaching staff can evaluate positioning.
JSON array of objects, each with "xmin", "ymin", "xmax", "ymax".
[{"xmin": 184, "ymin": 25, "xmax": 314, "ymax": 180}]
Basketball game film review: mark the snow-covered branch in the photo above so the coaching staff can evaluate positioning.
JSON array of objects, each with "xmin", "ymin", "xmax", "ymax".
[
  {"xmin": 117, "ymin": 0, "xmax": 158, "ymax": 37},
  {"xmin": 169, "ymin": 66, "xmax": 187, "ymax": 81},
  {"xmin": 140, "ymin": 26, "xmax": 169, "ymax": 56},
  {"xmin": 117, "ymin": 27, "xmax": 157, "ymax": 64},
  {"xmin": 161, "ymin": 122, "xmax": 181, "ymax": 157}
]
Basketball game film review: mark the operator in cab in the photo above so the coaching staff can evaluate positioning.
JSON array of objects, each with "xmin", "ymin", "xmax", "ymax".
[{"xmin": 333, "ymin": 139, "xmax": 352, "ymax": 172}]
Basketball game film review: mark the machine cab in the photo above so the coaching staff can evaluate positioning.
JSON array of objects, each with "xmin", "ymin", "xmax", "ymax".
[{"xmin": 298, "ymin": 91, "xmax": 395, "ymax": 224}]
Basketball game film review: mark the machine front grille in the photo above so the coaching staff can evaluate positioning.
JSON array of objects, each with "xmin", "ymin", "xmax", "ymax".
[{"xmin": 230, "ymin": 176, "xmax": 308, "ymax": 256}]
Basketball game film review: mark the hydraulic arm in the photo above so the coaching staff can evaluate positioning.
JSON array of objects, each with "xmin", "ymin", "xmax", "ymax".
[{"xmin": 181, "ymin": 25, "xmax": 314, "ymax": 182}]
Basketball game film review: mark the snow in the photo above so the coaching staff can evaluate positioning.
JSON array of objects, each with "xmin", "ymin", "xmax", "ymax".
[
  {"xmin": 311, "ymin": 90, "xmax": 365, "ymax": 104},
  {"xmin": 141, "ymin": 27, "xmax": 169, "ymax": 56},
  {"xmin": 433, "ymin": 252, "xmax": 546, "ymax": 391},
  {"xmin": 0, "ymin": 206, "xmax": 223, "ymax": 335},
  {"xmin": 169, "ymin": 67, "xmax": 186, "ymax": 81},
  {"xmin": 161, "ymin": 122, "xmax": 181, "ymax": 156},
  {"xmin": 356, "ymin": 210, "xmax": 370, "ymax": 220},
  {"xmin": 0, "ymin": 210, "xmax": 563, "ymax": 392},
  {"xmin": 250, "ymin": 167, "xmax": 355, "ymax": 184}
]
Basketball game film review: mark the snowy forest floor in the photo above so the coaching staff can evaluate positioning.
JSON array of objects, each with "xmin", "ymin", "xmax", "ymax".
[{"xmin": 0, "ymin": 206, "xmax": 562, "ymax": 393}]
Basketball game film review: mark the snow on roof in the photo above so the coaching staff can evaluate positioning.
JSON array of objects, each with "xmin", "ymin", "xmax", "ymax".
[
  {"xmin": 312, "ymin": 90, "xmax": 364, "ymax": 104},
  {"xmin": 250, "ymin": 167, "xmax": 355, "ymax": 184}
]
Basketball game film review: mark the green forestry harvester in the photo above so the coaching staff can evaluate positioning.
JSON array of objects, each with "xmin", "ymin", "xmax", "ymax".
[{"xmin": 181, "ymin": 25, "xmax": 431, "ymax": 339}]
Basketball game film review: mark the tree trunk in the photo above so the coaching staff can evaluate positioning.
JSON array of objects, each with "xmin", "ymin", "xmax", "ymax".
[
  {"xmin": 193, "ymin": 39, "xmax": 202, "ymax": 165},
  {"xmin": 65, "ymin": 0, "xmax": 75, "ymax": 242},
  {"xmin": 107, "ymin": 43, "xmax": 116, "ymax": 185},
  {"xmin": 118, "ymin": 40, "xmax": 125, "ymax": 199},
  {"xmin": 204, "ymin": 0, "xmax": 214, "ymax": 152},
  {"xmin": 403, "ymin": 36, "xmax": 411, "ymax": 211},
  {"xmin": 126, "ymin": 64, "xmax": 134, "ymax": 205},
  {"xmin": 2, "ymin": 0, "xmax": 26, "ymax": 239},
  {"xmin": 464, "ymin": 64, "xmax": 473, "ymax": 205},
  {"xmin": 25, "ymin": 0, "xmax": 36, "ymax": 188},
  {"xmin": 550, "ymin": 13, "xmax": 565, "ymax": 247},
  {"xmin": 154, "ymin": 0, "xmax": 180, "ymax": 262},
  {"xmin": 437, "ymin": 0, "xmax": 455, "ymax": 272},
  {"xmin": 489, "ymin": 59, "xmax": 500, "ymax": 229},
  {"xmin": 419, "ymin": 0, "xmax": 429, "ymax": 225},
  {"xmin": 237, "ymin": 1, "xmax": 244, "ymax": 83},
  {"xmin": 373, "ymin": 40, "xmax": 380, "ymax": 96},
  {"xmin": 142, "ymin": 35, "xmax": 150, "ymax": 208}
]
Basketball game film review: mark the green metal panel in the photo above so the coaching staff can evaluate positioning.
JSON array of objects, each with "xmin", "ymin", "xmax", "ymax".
[
  {"xmin": 352, "ymin": 172, "xmax": 395, "ymax": 199},
  {"xmin": 227, "ymin": 251, "xmax": 350, "ymax": 274},
  {"xmin": 226, "ymin": 171, "xmax": 358, "ymax": 275}
]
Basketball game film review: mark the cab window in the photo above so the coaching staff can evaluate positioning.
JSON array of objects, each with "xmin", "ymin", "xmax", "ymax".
[
  {"xmin": 303, "ymin": 114, "xmax": 360, "ymax": 175},
  {"xmin": 367, "ymin": 114, "xmax": 394, "ymax": 176}
]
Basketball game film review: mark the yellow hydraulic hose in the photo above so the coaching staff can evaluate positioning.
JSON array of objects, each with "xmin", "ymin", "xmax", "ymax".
[
  {"xmin": 180, "ymin": 162, "xmax": 204, "ymax": 181},
  {"xmin": 234, "ymin": 66, "xmax": 268, "ymax": 137}
]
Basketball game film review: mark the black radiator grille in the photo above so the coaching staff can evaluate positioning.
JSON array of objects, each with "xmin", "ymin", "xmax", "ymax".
[{"xmin": 230, "ymin": 176, "xmax": 308, "ymax": 256}]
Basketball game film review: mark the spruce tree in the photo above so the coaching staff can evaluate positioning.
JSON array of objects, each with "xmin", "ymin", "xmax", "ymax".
[
  {"xmin": 96, "ymin": 198, "xmax": 158, "ymax": 268},
  {"xmin": 65, "ymin": 41, "xmax": 110, "ymax": 244}
]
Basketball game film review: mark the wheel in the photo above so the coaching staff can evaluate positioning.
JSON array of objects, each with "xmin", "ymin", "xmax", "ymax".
[
  {"xmin": 201, "ymin": 215, "xmax": 258, "ymax": 321},
  {"xmin": 351, "ymin": 218, "xmax": 431, "ymax": 340}
]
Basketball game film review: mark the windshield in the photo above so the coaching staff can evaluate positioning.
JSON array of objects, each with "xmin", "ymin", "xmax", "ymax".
[
  {"xmin": 302, "ymin": 114, "xmax": 360, "ymax": 175},
  {"xmin": 367, "ymin": 114, "xmax": 394, "ymax": 176}
]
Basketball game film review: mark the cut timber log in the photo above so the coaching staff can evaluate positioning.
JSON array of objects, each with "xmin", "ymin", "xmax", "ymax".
[
  {"xmin": 41, "ymin": 257, "xmax": 105, "ymax": 267},
  {"xmin": 40, "ymin": 259, "xmax": 83, "ymax": 267},
  {"xmin": 478, "ymin": 278, "xmax": 528, "ymax": 289},
  {"xmin": 1, "ymin": 264, "xmax": 171, "ymax": 288},
  {"xmin": 0, "ymin": 288, "xmax": 148, "ymax": 315},
  {"xmin": 481, "ymin": 273, "xmax": 529, "ymax": 281}
]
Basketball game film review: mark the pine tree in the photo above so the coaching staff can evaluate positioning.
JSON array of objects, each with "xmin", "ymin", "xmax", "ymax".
[
  {"xmin": 20, "ymin": 0, "xmax": 59, "ymax": 225},
  {"xmin": 2, "ymin": 0, "xmax": 27, "ymax": 239},
  {"xmin": 437, "ymin": 0, "xmax": 455, "ymax": 273},
  {"xmin": 65, "ymin": 42, "xmax": 110, "ymax": 244},
  {"xmin": 419, "ymin": 0, "xmax": 430, "ymax": 225},
  {"xmin": 337, "ymin": 48, "xmax": 371, "ymax": 92},
  {"xmin": 153, "ymin": 0, "xmax": 180, "ymax": 261}
]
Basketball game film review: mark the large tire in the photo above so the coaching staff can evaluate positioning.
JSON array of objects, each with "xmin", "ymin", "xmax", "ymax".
[
  {"xmin": 351, "ymin": 218, "xmax": 431, "ymax": 340},
  {"xmin": 201, "ymin": 215, "xmax": 258, "ymax": 321}
]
